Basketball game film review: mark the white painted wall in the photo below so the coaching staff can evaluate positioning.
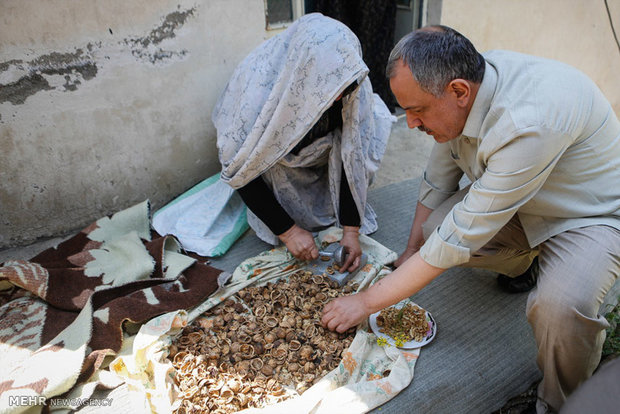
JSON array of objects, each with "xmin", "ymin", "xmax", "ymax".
[
  {"xmin": 0, "ymin": 0, "xmax": 273, "ymax": 247},
  {"xmin": 440, "ymin": 0, "xmax": 620, "ymax": 116}
]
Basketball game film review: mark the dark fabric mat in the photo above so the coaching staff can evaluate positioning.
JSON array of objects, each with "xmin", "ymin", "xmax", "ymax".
[{"xmin": 212, "ymin": 177, "xmax": 541, "ymax": 413}]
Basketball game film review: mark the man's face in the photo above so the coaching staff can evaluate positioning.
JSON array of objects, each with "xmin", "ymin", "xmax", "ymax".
[{"xmin": 389, "ymin": 60, "xmax": 469, "ymax": 143}]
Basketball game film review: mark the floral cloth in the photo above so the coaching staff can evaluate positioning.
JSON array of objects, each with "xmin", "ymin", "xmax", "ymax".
[
  {"xmin": 111, "ymin": 227, "xmax": 424, "ymax": 413},
  {"xmin": 212, "ymin": 13, "xmax": 396, "ymax": 244}
]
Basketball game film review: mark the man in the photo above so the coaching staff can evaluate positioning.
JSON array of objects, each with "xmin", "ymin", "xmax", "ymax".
[{"xmin": 321, "ymin": 25, "xmax": 620, "ymax": 413}]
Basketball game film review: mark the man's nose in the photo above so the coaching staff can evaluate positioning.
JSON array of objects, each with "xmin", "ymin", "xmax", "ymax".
[{"xmin": 406, "ymin": 114, "xmax": 422, "ymax": 129}]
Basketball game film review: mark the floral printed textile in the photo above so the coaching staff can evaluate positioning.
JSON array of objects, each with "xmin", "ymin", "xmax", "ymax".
[
  {"xmin": 114, "ymin": 227, "xmax": 423, "ymax": 413},
  {"xmin": 213, "ymin": 13, "xmax": 396, "ymax": 244}
]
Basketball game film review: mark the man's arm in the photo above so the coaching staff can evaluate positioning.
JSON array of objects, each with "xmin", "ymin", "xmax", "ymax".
[
  {"xmin": 394, "ymin": 201, "xmax": 434, "ymax": 267},
  {"xmin": 323, "ymin": 144, "xmax": 457, "ymax": 331},
  {"xmin": 395, "ymin": 142, "xmax": 461, "ymax": 267}
]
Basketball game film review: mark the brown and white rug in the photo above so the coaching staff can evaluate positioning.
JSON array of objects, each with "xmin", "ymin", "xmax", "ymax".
[{"xmin": 0, "ymin": 201, "xmax": 222, "ymax": 413}]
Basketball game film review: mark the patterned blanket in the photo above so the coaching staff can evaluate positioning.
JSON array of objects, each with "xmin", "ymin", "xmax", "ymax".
[{"xmin": 0, "ymin": 201, "xmax": 222, "ymax": 413}]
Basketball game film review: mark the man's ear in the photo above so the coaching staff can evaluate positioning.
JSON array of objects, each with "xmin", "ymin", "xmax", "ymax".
[{"xmin": 448, "ymin": 79, "xmax": 471, "ymax": 106}]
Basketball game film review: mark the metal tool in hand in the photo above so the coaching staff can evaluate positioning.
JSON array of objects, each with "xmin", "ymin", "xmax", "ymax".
[
  {"xmin": 311, "ymin": 242, "xmax": 368, "ymax": 286},
  {"xmin": 318, "ymin": 245, "xmax": 347, "ymax": 267}
]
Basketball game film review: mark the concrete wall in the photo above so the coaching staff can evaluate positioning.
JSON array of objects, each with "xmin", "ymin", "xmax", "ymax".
[
  {"xmin": 440, "ymin": 0, "xmax": 620, "ymax": 116},
  {"xmin": 0, "ymin": 0, "xmax": 273, "ymax": 248}
]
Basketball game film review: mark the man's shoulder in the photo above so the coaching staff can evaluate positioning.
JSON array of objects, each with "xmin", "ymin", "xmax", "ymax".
[
  {"xmin": 483, "ymin": 49, "xmax": 528, "ymax": 60},
  {"xmin": 482, "ymin": 50, "xmax": 595, "ymax": 130},
  {"xmin": 483, "ymin": 50, "xmax": 555, "ymax": 71}
]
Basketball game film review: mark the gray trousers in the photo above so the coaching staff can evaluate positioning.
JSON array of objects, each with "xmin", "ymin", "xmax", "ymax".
[{"xmin": 422, "ymin": 188, "xmax": 620, "ymax": 413}]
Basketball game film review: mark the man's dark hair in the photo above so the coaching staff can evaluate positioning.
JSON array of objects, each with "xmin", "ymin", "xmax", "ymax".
[{"xmin": 386, "ymin": 25, "xmax": 485, "ymax": 97}]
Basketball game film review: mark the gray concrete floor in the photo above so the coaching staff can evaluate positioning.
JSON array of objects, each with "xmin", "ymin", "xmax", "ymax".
[{"xmin": 0, "ymin": 115, "xmax": 431, "ymax": 262}]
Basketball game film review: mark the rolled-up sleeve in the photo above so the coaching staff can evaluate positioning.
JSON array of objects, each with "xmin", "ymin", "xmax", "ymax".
[
  {"xmin": 420, "ymin": 227, "xmax": 471, "ymax": 268},
  {"xmin": 418, "ymin": 142, "xmax": 463, "ymax": 209},
  {"xmin": 420, "ymin": 127, "xmax": 572, "ymax": 269}
]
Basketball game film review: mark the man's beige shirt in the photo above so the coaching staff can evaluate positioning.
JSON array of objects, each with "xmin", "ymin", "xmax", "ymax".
[{"xmin": 419, "ymin": 50, "xmax": 620, "ymax": 269}]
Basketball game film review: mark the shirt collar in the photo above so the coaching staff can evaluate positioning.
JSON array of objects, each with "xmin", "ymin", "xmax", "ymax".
[{"xmin": 461, "ymin": 61, "xmax": 497, "ymax": 139}]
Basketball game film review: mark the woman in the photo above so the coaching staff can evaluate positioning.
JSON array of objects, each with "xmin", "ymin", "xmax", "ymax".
[{"xmin": 213, "ymin": 13, "xmax": 395, "ymax": 271}]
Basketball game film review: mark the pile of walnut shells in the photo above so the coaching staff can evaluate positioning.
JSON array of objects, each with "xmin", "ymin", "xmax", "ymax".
[{"xmin": 169, "ymin": 270, "xmax": 358, "ymax": 413}]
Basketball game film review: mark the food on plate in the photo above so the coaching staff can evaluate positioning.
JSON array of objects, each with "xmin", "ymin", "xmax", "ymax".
[{"xmin": 375, "ymin": 302, "xmax": 430, "ymax": 343}]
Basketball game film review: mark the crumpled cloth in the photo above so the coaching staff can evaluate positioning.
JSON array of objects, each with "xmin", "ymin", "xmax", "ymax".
[
  {"xmin": 152, "ymin": 173, "xmax": 249, "ymax": 257},
  {"xmin": 110, "ymin": 227, "xmax": 423, "ymax": 413}
]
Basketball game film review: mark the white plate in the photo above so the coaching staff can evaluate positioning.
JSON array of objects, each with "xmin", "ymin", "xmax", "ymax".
[{"xmin": 369, "ymin": 302, "xmax": 437, "ymax": 349}]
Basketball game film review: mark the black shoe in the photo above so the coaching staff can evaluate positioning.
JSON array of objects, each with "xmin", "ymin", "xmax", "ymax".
[
  {"xmin": 497, "ymin": 257, "xmax": 539, "ymax": 293},
  {"xmin": 492, "ymin": 380, "xmax": 540, "ymax": 414}
]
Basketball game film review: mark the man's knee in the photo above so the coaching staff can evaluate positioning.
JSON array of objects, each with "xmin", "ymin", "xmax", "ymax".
[{"xmin": 527, "ymin": 288, "xmax": 605, "ymax": 335}]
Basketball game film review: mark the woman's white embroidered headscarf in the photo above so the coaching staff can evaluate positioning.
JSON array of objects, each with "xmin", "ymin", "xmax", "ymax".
[{"xmin": 213, "ymin": 13, "xmax": 395, "ymax": 244}]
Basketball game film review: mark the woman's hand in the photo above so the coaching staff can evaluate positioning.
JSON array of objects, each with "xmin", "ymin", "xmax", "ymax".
[
  {"xmin": 278, "ymin": 224, "xmax": 319, "ymax": 262},
  {"xmin": 339, "ymin": 226, "xmax": 362, "ymax": 272},
  {"xmin": 321, "ymin": 292, "xmax": 370, "ymax": 333}
]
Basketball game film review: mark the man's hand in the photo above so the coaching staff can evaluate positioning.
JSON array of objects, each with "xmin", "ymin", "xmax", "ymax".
[
  {"xmin": 323, "ymin": 251, "xmax": 446, "ymax": 333},
  {"xmin": 339, "ymin": 226, "xmax": 362, "ymax": 272},
  {"xmin": 321, "ymin": 293, "xmax": 371, "ymax": 333},
  {"xmin": 394, "ymin": 246, "xmax": 418, "ymax": 267},
  {"xmin": 278, "ymin": 224, "xmax": 319, "ymax": 262}
]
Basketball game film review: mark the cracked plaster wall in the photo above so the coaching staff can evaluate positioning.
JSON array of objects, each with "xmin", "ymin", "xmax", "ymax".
[{"xmin": 0, "ymin": 0, "xmax": 272, "ymax": 247}]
